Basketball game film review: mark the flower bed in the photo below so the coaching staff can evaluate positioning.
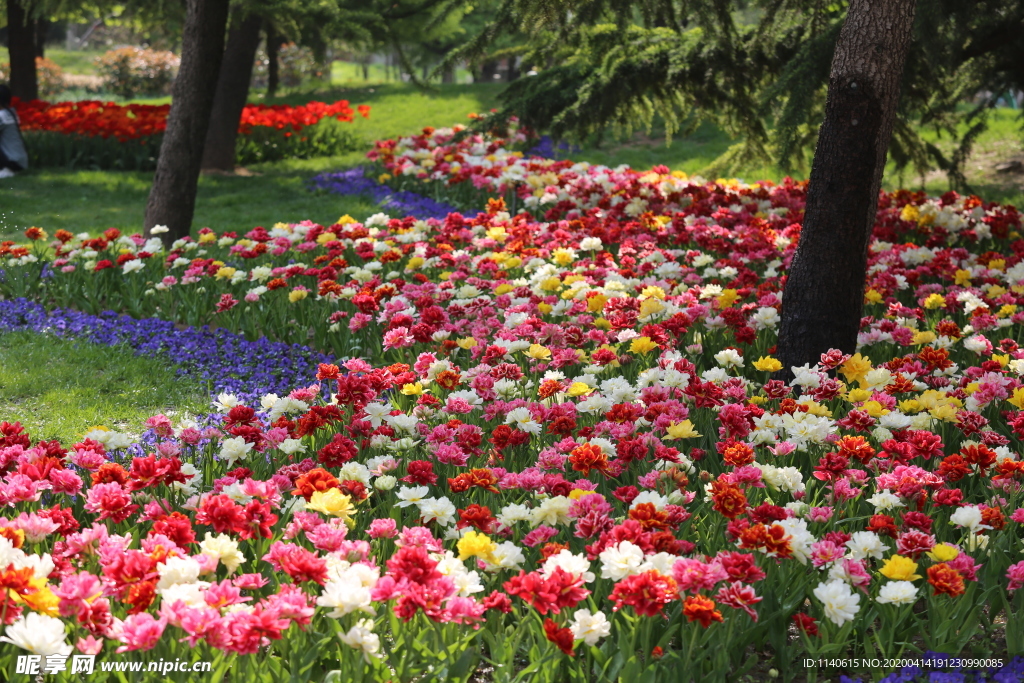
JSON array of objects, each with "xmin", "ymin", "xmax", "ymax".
[
  {"xmin": 10, "ymin": 98, "xmax": 371, "ymax": 170},
  {"xmin": 1, "ymin": 130, "xmax": 1024, "ymax": 681},
  {"xmin": 368, "ymin": 120, "xmax": 710, "ymax": 219}
]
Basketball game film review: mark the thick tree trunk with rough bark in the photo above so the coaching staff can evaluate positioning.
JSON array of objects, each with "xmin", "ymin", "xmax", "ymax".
[
  {"xmin": 775, "ymin": 0, "xmax": 917, "ymax": 374},
  {"xmin": 6, "ymin": 0, "xmax": 38, "ymax": 101},
  {"xmin": 144, "ymin": 0, "xmax": 231, "ymax": 244},
  {"xmin": 201, "ymin": 12, "xmax": 263, "ymax": 172}
]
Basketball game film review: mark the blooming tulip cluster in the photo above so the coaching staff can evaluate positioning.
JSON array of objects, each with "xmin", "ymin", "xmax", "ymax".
[
  {"xmin": 9, "ymin": 98, "xmax": 370, "ymax": 171},
  {"xmin": 13, "ymin": 98, "xmax": 369, "ymax": 142},
  {"xmin": 369, "ymin": 119, "xmax": 740, "ymax": 220},
  {"xmin": 1, "ymin": 127, "xmax": 1024, "ymax": 682}
]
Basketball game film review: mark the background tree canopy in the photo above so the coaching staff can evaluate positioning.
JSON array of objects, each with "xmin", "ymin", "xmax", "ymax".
[{"xmin": 437, "ymin": 0, "xmax": 1024, "ymax": 188}]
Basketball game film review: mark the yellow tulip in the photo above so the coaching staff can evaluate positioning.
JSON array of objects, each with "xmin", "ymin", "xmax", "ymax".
[
  {"xmin": 629, "ymin": 337, "xmax": 659, "ymax": 355},
  {"xmin": 752, "ymin": 356, "xmax": 782, "ymax": 372},
  {"xmin": 665, "ymin": 420, "xmax": 701, "ymax": 439},
  {"xmin": 879, "ymin": 555, "xmax": 921, "ymax": 582},
  {"xmin": 306, "ymin": 489, "xmax": 355, "ymax": 522},
  {"xmin": 457, "ymin": 530, "xmax": 498, "ymax": 563}
]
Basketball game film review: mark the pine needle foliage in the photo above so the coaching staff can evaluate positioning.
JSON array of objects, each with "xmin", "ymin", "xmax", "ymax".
[{"xmin": 436, "ymin": 0, "xmax": 1024, "ymax": 183}]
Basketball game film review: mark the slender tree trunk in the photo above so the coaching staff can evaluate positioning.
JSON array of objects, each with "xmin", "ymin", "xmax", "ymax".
[
  {"xmin": 6, "ymin": 0, "xmax": 38, "ymax": 101},
  {"xmin": 266, "ymin": 22, "xmax": 282, "ymax": 98},
  {"xmin": 34, "ymin": 19, "xmax": 47, "ymax": 58},
  {"xmin": 505, "ymin": 56, "xmax": 519, "ymax": 82},
  {"xmin": 775, "ymin": 0, "xmax": 917, "ymax": 374},
  {"xmin": 144, "ymin": 0, "xmax": 231, "ymax": 244},
  {"xmin": 201, "ymin": 12, "xmax": 263, "ymax": 172},
  {"xmin": 481, "ymin": 60, "xmax": 498, "ymax": 82}
]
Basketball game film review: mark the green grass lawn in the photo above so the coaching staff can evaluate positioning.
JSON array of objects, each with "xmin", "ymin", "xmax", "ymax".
[
  {"xmin": 0, "ymin": 163, "xmax": 385, "ymax": 239},
  {"xmin": 0, "ymin": 46, "xmax": 106, "ymax": 75},
  {"xmin": 265, "ymin": 82, "xmax": 504, "ymax": 142},
  {"xmin": 43, "ymin": 46, "xmax": 105, "ymax": 75},
  {"xmin": 328, "ymin": 60, "xmax": 475, "ymax": 87},
  {"xmin": 0, "ymin": 330, "xmax": 210, "ymax": 443}
]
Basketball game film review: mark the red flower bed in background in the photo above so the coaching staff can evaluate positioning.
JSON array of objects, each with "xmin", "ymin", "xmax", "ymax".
[
  {"xmin": 239, "ymin": 101, "xmax": 371, "ymax": 134},
  {"xmin": 11, "ymin": 98, "xmax": 370, "ymax": 142}
]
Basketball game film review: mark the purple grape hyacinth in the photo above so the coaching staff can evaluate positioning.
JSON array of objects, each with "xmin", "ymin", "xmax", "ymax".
[{"xmin": 308, "ymin": 166, "xmax": 460, "ymax": 220}]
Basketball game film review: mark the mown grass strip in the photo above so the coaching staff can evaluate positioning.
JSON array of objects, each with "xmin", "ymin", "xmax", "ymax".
[{"xmin": 0, "ymin": 329, "xmax": 210, "ymax": 443}]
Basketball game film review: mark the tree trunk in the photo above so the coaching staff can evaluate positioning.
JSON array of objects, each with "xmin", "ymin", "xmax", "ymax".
[
  {"xmin": 481, "ymin": 60, "xmax": 499, "ymax": 82},
  {"xmin": 6, "ymin": 0, "xmax": 38, "ymax": 101},
  {"xmin": 201, "ymin": 12, "xmax": 263, "ymax": 172},
  {"xmin": 35, "ymin": 19, "xmax": 47, "ymax": 58},
  {"xmin": 505, "ymin": 56, "xmax": 519, "ymax": 82},
  {"xmin": 775, "ymin": 0, "xmax": 916, "ymax": 375},
  {"xmin": 441, "ymin": 65, "xmax": 454, "ymax": 84},
  {"xmin": 143, "ymin": 0, "xmax": 231, "ymax": 244},
  {"xmin": 266, "ymin": 22, "xmax": 281, "ymax": 98}
]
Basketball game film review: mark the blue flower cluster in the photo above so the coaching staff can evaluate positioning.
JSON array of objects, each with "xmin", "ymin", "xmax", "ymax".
[
  {"xmin": 0, "ymin": 298, "xmax": 331, "ymax": 404},
  {"xmin": 838, "ymin": 655, "xmax": 1024, "ymax": 683},
  {"xmin": 308, "ymin": 166, "xmax": 460, "ymax": 220},
  {"xmin": 526, "ymin": 135, "xmax": 580, "ymax": 160}
]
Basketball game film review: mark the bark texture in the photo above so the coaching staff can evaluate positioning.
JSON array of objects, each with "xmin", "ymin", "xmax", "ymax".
[
  {"xmin": 144, "ymin": 0, "xmax": 231, "ymax": 244},
  {"xmin": 6, "ymin": 0, "xmax": 38, "ymax": 101},
  {"xmin": 201, "ymin": 12, "xmax": 263, "ymax": 171},
  {"xmin": 776, "ymin": 0, "xmax": 917, "ymax": 374}
]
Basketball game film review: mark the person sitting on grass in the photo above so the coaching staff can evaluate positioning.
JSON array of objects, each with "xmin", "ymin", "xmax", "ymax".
[{"xmin": 0, "ymin": 84, "xmax": 29, "ymax": 179}]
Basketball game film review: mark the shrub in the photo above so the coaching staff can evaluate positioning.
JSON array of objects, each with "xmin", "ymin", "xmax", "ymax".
[
  {"xmin": 60, "ymin": 74, "xmax": 107, "ymax": 95},
  {"xmin": 0, "ymin": 57, "xmax": 64, "ymax": 99},
  {"xmin": 35, "ymin": 58, "xmax": 65, "ymax": 98},
  {"xmin": 94, "ymin": 46, "xmax": 180, "ymax": 98}
]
